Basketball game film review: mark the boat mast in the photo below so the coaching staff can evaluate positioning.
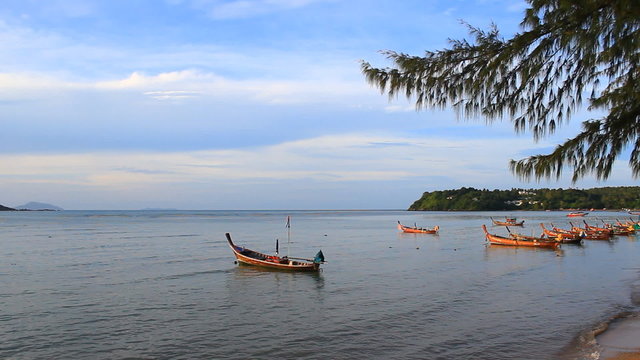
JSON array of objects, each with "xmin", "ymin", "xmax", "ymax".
[{"xmin": 286, "ymin": 215, "xmax": 291, "ymax": 258}]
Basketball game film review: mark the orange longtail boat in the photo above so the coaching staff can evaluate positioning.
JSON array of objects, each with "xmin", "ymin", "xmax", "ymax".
[
  {"xmin": 582, "ymin": 220, "xmax": 614, "ymax": 235},
  {"xmin": 539, "ymin": 223, "xmax": 584, "ymax": 243},
  {"xmin": 595, "ymin": 220, "xmax": 635, "ymax": 235},
  {"xmin": 226, "ymin": 233, "xmax": 324, "ymax": 272},
  {"xmin": 567, "ymin": 222, "xmax": 612, "ymax": 240},
  {"xmin": 567, "ymin": 211, "xmax": 588, "ymax": 217},
  {"xmin": 482, "ymin": 225, "xmax": 560, "ymax": 249},
  {"xmin": 397, "ymin": 221, "xmax": 439, "ymax": 234}
]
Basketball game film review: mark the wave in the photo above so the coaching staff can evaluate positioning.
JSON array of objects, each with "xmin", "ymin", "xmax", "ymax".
[{"xmin": 561, "ymin": 310, "xmax": 640, "ymax": 360}]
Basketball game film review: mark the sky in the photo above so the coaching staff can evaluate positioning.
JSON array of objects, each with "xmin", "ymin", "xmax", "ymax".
[{"xmin": 0, "ymin": 0, "xmax": 636, "ymax": 210}]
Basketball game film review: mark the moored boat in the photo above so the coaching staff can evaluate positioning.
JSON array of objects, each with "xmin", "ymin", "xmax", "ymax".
[
  {"xmin": 567, "ymin": 211, "xmax": 588, "ymax": 217},
  {"xmin": 568, "ymin": 222, "xmax": 612, "ymax": 240},
  {"xmin": 582, "ymin": 221, "xmax": 614, "ymax": 235},
  {"xmin": 226, "ymin": 233, "xmax": 324, "ymax": 272},
  {"xmin": 539, "ymin": 223, "xmax": 584, "ymax": 243},
  {"xmin": 508, "ymin": 232, "xmax": 552, "ymax": 242},
  {"xmin": 490, "ymin": 216, "xmax": 524, "ymax": 226},
  {"xmin": 397, "ymin": 221, "xmax": 439, "ymax": 234},
  {"xmin": 618, "ymin": 219, "xmax": 640, "ymax": 231},
  {"xmin": 482, "ymin": 225, "xmax": 560, "ymax": 249}
]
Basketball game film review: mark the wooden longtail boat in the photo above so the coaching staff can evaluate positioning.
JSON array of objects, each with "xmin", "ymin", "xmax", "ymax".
[
  {"xmin": 574, "ymin": 230, "xmax": 611, "ymax": 240},
  {"xmin": 226, "ymin": 233, "xmax": 324, "ymax": 272},
  {"xmin": 397, "ymin": 221, "xmax": 439, "ymax": 234},
  {"xmin": 509, "ymin": 232, "xmax": 552, "ymax": 242},
  {"xmin": 617, "ymin": 219, "xmax": 640, "ymax": 231},
  {"xmin": 582, "ymin": 221, "xmax": 614, "ymax": 235},
  {"xmin": 490, "ymin": 217, "xmax": 524, "ymax": 226},
  {"xmin": 567, "ymin": 211, "xmax": 588, "ymax": 217},
  {"xmin": 482, "ymin": 225, "xmax": 560, "ymax": 249},
  {"xmin": 584, "ymin": 220, "xmax": 633, "ymax": 236},
  {"xmin": 603, "ymin": 220, "xmax": 636, "ymax": 235},
  {"xmin": 567, "ymin": 222, "xmax": 612, "ymax": 240},
  {"xmin": 539, "ymin": 223, "xmax": 583, "ymax": 243}
]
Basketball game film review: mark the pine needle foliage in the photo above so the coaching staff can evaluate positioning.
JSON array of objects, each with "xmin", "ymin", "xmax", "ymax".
[{"xmin": 361, "ymin": 0, "xmax": 640, "ymax": 182}]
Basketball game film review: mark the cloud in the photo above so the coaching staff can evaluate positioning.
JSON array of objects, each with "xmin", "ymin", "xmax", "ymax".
[
  {"xmin": 0, "ymin": 133, "xmax": 537, "ymax": 188},
  {"xmin": 184, "ymin": 0, "xmax": 324, "ymax": 19},
  {"xmin": 1, "ymin": 132, "xmax": 634, "ymax": 209},
  {"xmin": 94, "ymin": 70, "xmax": 217, "ymax": 90},
  {"xmin": 0, "ymin": 68, "xmax": 372, "ymax": 106},
  {"xmin": 143, "ymin": 90, "xmax": 202, "ymax": 101},
  {"xmin": 384, "ymin": 105, "xmax": 415, "ymax": 113}
]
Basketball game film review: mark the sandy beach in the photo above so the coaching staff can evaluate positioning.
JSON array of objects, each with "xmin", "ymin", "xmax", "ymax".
[{"xmin": 598, "ymin": 314, "xmax": 640, "ymax": 360}]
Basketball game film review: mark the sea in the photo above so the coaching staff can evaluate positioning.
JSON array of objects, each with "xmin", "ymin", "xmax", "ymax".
[{"xmin": 1, "ymin": 210, "xmax": 639, "ymax": 360}]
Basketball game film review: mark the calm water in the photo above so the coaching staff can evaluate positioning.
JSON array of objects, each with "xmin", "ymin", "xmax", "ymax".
[{"xmin": 1, "ymin": 210, "xmax": 639, "ymax": 359}]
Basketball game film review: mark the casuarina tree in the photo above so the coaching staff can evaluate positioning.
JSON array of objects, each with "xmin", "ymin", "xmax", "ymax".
[{"xmin": 361, "ymin": 0, "xmax": 640, "ymax": 182}]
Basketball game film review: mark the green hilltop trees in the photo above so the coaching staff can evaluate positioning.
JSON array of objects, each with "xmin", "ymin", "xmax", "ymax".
[
  {"xmin": 408, "ymin": 187, "xmax": 640, "ymax": 211},
  {"xmin": 362, "ymin": 0, "xmax": 640, "ymax": 182}
]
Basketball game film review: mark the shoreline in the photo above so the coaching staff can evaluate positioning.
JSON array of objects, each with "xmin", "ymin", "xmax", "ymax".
[{"xmin": 597, "ymin": 314, "xmax": 640, "ymax": 360}]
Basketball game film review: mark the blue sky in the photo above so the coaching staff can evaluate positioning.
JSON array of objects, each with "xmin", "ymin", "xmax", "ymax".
[{"xmin": 0, "ymin": 0, "xmax": 635, "ymax": 210}]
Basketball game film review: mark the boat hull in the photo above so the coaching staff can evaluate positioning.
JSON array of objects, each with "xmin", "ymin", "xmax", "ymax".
[{"xmin": 482, "ymin": 225, "xmax": 560, "ymax": 249}]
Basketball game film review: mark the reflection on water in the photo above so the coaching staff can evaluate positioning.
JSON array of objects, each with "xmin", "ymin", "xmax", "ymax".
[
  {"xmin": 0, "ymin": 210, "xmax": 639, "ymax": 359},
  {"xmin": 232, "ymin": 264, "xmax": 325, "ymax": 284}
]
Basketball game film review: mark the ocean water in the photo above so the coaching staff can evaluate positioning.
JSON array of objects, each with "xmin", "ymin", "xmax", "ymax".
[{"xmin": 1, "ymin": 210, "xmax": 639, "ymax": 360}]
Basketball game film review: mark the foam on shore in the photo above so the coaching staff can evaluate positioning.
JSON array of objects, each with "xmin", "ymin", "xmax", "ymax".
[{"xmin": 597, "ymin": 313, "xmax": 640, "ymax": 360}]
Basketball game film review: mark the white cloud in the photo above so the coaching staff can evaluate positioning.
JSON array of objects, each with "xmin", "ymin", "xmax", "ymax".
[
  {"xmin": 0, "ymin": 68, "xmax": 373, "ymax": 106},
  {"xmin": 94, "ymin": 70, "xmax": 217, "ymax": 90},
  {"xmin": 143, "ymin": 90, "xmax": 202, "ymax": 101},
  {"xmin": 0, "ymin": 133, "xmax": 536, "ymax": 188},
  {"xmin": 384, "ymin": 105, "xmax": 415, "ymax": 113},
  {"xmin": 188, "ymin": 0, "xmax": 323, "ymax": 19},
  {"xmin": 1, "ymin": 133, "xmax": 635, "ymax": 209}
]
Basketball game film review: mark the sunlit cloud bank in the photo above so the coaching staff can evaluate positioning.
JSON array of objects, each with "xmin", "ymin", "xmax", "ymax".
[
  {"xmin": 4, "ymin": 131, "xmax": 629, "ymax": 210},
  {"xmin": 0, "ymin": 134, "xmax": 508, "ymax": 185},
  {"xmin": 0, "ymin": 68, "xmax": 371, "ymax": 106},
  {"xmin": 0, "ymin": 133, "xmax": 547, "ymax": 209}
]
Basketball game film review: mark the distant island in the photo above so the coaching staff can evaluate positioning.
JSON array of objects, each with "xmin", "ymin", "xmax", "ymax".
[
  {"xmin": 0, "ymin": 202, "xmax": 64, "ymax": 211},
  {"xmin": 409, "ymin": 186, "xmax": 640, "ymax": 211},
  {"xmin": 15, "ymin": 202, "xmax": 64, "ymax": 211}
]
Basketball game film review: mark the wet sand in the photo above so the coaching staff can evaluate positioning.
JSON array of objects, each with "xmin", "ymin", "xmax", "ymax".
[{"xmin": 597, "ymin": 315, "xmax": 640, "ymax": 360}]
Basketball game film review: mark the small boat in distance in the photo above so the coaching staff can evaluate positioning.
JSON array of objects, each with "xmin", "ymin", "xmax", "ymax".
[
  {"xmin": 226, "ymin": 233, "xmax": 324, "ymax": 272},
  {"xmin": 397, "ymin": 221, "xmax": 439, "ymax": 234},
  {"xmin": 482, "ymin": 225, "xmax": 560, "ymax": 249},
  {"xmin": 490, "ymin": 217, "xmax": 524, "ymax": 226},
  {"xmin": 567, "ymin": 211, "xmax": 588, "ymax": 217}
]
